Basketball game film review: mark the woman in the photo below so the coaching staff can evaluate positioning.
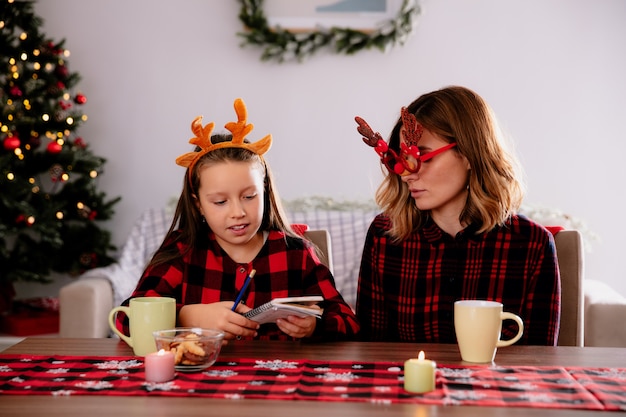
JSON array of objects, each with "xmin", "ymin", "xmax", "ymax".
[{"xmin": 355, "ymin": 86, "xmax": 560, "ymax": 345}]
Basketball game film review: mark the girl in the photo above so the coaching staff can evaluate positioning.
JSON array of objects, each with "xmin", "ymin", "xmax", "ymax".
[
  {"xmin": 118, "ymin": 98, "xmax": 359, "ymax": 342},
  {"xmin": 355, "ymin": 86, "xmax": 560, "ymax": 345}
]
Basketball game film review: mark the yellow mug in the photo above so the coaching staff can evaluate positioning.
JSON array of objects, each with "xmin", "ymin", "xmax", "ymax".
[
  {"xmin": 108, "ymin": 297, "xmax": 176, "ymax": 356},
  {"xmin": 454, "ymin": 300, "xmax": 524, "ymax": 363}
]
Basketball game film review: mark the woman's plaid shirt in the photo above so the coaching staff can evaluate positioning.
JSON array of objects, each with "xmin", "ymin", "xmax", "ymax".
[{"xmin": 356, "ymin": 214, "xmax": 561, "ymax": 345}]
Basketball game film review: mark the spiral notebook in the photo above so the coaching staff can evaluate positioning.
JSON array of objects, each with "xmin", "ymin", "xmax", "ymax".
[{"xmin": 244, "ymin": 296, "xmax": 324, "ymax": 324}]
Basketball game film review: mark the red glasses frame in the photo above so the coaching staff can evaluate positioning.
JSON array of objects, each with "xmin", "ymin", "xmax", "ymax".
[
  {"xmin": 356, "ymin": 107, "xmax": 458, "ymax": 177},
  {"xmin": 381, "ymin": 142, "xmax": 457, "ymax": 176}
]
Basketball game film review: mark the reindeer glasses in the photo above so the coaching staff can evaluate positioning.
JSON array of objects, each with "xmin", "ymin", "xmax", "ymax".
[{"xmin": 355, "ymin": 107, "xmax": 457, "ymax": 176}]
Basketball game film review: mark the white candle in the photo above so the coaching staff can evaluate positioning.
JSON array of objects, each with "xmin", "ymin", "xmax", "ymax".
[
  {"xmin": 404, "ymin": 350, "xmax": 436, "ymax": 393},
  {"xmin": 145, "ymin": 349, "xmax": 175, "ymax": 383}
]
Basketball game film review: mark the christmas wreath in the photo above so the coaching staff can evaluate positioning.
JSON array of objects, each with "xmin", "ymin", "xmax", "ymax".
[{"xmin": 237, "ymin": 0, "xmax": 421, "ymax": 62}]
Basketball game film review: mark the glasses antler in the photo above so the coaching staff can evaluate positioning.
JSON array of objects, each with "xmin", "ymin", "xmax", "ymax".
[{"xmin": 355, "ymin": 116, "xmax": 389, "ymax": 155}]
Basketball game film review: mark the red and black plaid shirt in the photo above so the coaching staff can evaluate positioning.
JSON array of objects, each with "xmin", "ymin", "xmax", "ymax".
[
  {"xmin": 119, "ymin": 230, "xmax": 359, "ymax": 341},
  {"xmin": 356, "ymin": 214, "xmax": 561, "ymax": 345}
]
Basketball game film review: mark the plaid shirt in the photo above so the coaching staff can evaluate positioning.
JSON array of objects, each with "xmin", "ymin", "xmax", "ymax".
[
  {"xmin": 119, "ymin": 230, "xmax": 359, "ymax": 341},
  {"xmin": 356, "ymin": 214, "xmax": 561, "ymax": 345}
]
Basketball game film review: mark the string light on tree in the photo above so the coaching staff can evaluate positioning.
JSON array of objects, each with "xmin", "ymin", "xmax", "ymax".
[{"xmin": 0, "ymin": 0, "xmax": 121, "ymax": 310}]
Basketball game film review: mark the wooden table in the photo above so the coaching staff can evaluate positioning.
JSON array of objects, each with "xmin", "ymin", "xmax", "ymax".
[{"xmin": 1, "ymin": 337, "xmax": 624, "ymax": 416}]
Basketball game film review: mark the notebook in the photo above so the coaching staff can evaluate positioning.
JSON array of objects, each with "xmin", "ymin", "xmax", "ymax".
[{"xmin": 243, "ymin": 296, "xmax": 324, "ymax": 324}]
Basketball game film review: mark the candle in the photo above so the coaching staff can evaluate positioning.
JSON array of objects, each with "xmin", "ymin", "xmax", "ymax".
[
  {"xmin": 145, "ymin": 349, "xmax": 175, "ymax": 383},
  {"xmin": 404, "ymin": 350, "xmax": 436, "ymax": 393}
]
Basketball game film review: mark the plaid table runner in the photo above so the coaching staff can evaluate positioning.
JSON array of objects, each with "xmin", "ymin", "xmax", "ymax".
[{"xmin": 0, "ymin": 355, "xmax": 624, "ymax": 411}]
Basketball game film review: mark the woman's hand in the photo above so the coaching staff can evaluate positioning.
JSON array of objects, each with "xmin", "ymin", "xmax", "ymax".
[
  {"xmin": 178, "ymin": 302, "xmax": 259, "ymax": 342},
  {"xmin": 275, "ymin": 314, "xmax": 317, "ymax": 339}
]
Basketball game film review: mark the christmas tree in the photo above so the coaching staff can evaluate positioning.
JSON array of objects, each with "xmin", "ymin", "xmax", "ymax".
[{"xmin": 0, "ymin": 0, "xmax": 120, "ymax": 307}]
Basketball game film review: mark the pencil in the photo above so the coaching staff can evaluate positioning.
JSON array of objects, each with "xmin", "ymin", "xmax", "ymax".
[{"xmin": 231, "ymin": 269, "xmax": 256, "ymax": 311}]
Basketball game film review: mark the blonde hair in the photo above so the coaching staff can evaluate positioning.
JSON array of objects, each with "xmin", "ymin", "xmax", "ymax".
[{"xmin": 376, "ymin": 86, "xmax": 525, "ymax": 241}]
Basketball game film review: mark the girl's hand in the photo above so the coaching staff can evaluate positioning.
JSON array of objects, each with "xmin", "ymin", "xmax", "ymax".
[
  {"xmin": 275, "ymin": 315, "xmax": 317, "ymax": 339},
  {"xmin": 178, "ymin": 302, "xmax": 259, "ymax": 342}
]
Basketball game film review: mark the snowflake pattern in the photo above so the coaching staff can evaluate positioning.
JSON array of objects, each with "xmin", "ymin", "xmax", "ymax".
[
  {"xmin": 253, "ymin": 359, "xmax": 299, "ymax": 371},
  {"xmin": 0, "ymin": 355, "xmax": 624, "ymax": 410},
  {"xmin": 580, "ymin": 368, "xmax": 626, "ymax": 380},
  {"xmin": 204, "ymin": 369, "xmax": 238, "ymax": 378},
  {"xmin": 449, "ymin": 390, "xmax": 488, "ymax": 401},
  {"xmin": 75, "ymin": 380, "xmax": 114, "ymax": 390},
  {"xmin": 519, "ymin": 392, "xmax": 559, "ymax": 403},
  {"xmin": 370, "ymin": 398, "xmax": 392, "ymax": 405},
  {"xmin": 144, "ymin": 381, "xmax": 178, "ymax": 391},
  {"xmin": 317, "ymin": 372, "xmax": 359, "ymax": 382},
  {"xmin": 249, "ymin": 380, "xmax": 265, "ymax": 386},
  {"xmin": 95, "ymin": 359, "xmax": 142, "ymax": 370},
  {"xmin": 508, "ymin": 382, "xmax": 539, "ymax": 391},
  {"xmin": 439, "ymin": 367, "xmax": 476, "ymax": 378},
  {"xmin": 47, "ymin": 368, "xmax": 69, "ymax": 374}
]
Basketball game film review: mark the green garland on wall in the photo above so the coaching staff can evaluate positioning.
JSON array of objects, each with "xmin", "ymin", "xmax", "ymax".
[{"xmin": 237, "ymin": 0, "xmax": 421, "ymax": 62}]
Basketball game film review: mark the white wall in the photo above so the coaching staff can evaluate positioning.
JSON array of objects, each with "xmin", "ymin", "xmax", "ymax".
[{"xmin": 30, "ymin": 0, "xmax": 626, "ymax": 296}]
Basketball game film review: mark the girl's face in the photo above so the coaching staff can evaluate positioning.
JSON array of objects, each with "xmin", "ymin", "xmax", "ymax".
[
  {"xmin": 400, "ymin": 128, "xmax": 470, "ymax": 219},
  {"xmin": 195, "ymin": 160, "xmax": 265, "ymax": 254}
]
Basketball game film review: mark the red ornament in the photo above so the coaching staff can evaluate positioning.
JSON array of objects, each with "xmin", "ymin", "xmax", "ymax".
[
  {"xmin": 47, "ymin": 141, "xmax": 63, "ymax": 154},
  {"xmin": 73, "ymin": 137, "xmax": 86, "ymax": 148},
  {"xmin": 3, "ymin": 137, "xmax": 20, "ymax": 150},
  {"xmin": 58, "ymin": 100, "xmax": 72, "ymax": 110},
  {"xmin": 9, "ymin": 86, "xmax": 23, "ymax": 97},
  {"xmin": 55, "ymin": 64, "xmax": 69, "ymax": 78},
  {"xmin": 74, "ymin": 93, "xmax": 87, "ymax": 104}
]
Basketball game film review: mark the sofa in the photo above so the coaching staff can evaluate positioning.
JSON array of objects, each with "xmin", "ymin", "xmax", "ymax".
[{"xmin": 59, "ymin": 198, "xmax": 626, "ymax": 347}]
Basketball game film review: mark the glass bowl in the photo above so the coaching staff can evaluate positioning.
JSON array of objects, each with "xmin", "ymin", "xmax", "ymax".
[{"xmin": 153, "ymin": 327, "xmax": 224, "ymax": 372}]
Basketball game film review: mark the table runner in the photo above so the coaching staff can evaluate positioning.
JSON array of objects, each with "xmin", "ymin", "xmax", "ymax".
[{"xmin": 0, "ymin": 354, "xmax": 624, "ymax": 411}]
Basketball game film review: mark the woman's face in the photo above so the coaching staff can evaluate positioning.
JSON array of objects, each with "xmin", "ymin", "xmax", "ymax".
[
  {"xmin": 401, "ymin": 128, "xmax": 470, "ymax": 219},
  {"xmin": 194, "ymin": 160, "xmax": 265, "ymax": 253}
]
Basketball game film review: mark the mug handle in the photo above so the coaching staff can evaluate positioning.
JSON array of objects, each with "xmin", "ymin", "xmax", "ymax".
[
  {"xmin": 496, "ymin": 312, "xmax": 524, "ymax": 347},
  {"xmin": 108, "ymin": 306, "xmax": 133, "ymax": 347}
]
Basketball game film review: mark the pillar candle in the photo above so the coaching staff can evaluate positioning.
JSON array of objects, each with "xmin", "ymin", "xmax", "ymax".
[
  {"xmin": 145, "ymin": 349, "xmax": 175, "ymax": 383},
  {"xmin": 404, "ymin": 350, "xmax": 436, "ymax": 393}
]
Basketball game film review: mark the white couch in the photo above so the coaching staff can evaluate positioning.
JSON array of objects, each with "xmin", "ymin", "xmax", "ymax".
[{"xmin": 59, "ymin": 199, "xmax": 626, "ymax": 347}]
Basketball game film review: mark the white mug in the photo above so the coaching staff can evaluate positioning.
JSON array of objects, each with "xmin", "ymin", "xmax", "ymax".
[{"xmin": 454, "ymin": 300, "xmax": 524, "ymax": 363}]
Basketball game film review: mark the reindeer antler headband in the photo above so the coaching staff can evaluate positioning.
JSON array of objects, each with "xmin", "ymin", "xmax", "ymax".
[
  {"xmin": 176, "ymin": 98, "xmax": 272, "ymax": 184},
  {"xmin": 355, "ymin": 107, "xmax": 456, "ymax": 176}
]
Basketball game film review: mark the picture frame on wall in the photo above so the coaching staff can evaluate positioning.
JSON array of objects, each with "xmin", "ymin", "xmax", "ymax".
[{"xmin": 264, "ymin": 0, "xmax": 404, "ymax": 32}]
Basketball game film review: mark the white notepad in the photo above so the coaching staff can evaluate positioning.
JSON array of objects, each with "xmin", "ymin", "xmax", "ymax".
[{"xmin": 243, "ymin": 296, "xmax": 324, "ymax": 324}]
